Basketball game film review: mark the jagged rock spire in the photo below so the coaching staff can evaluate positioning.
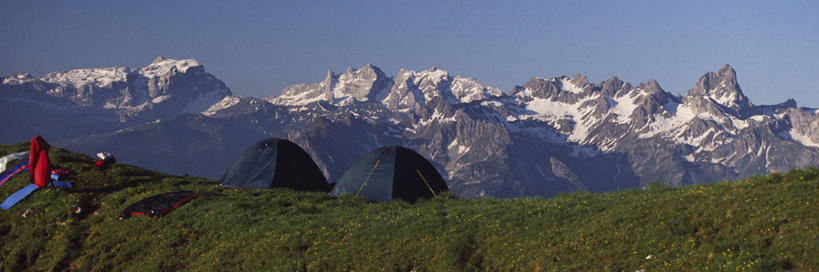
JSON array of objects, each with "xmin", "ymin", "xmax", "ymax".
[
  {"xmin": 687, "ymin": 64, "xmax": 752, "ymax": 113},
  {"xmin": 152, "ymin": 56, "xmax": 168, "ymax": 64}
]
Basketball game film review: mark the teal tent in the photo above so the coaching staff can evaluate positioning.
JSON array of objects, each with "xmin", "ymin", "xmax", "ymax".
[
  {"xmin": 330, "ymin": 146, "xmax": 449, "ymax": 202},
  {"xmin": 219, "ymin": 138, "xmax": 330, "ymax": 191}
]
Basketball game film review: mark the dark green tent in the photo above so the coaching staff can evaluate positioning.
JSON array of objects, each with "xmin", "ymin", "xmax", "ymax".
[
  {"xmin": 219, "ymin": 138, "xmax": 330, "ymax": 191},
  {"xmin": 330, "ymin": 146, "xmax": 449, "ymax": 202}
]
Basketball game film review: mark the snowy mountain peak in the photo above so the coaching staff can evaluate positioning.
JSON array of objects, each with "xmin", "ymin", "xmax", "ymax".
[
  {"xmin": 450, "ymin": 76, "xmax": 502, "ymax": 103},
  {"xmin": 141, "ymin": 57, "xmax": 202, "ymax": 78},
  {"xmin": 517, "ymin": 74, "xmax": 595, "ymax": 102},
  {"xmin": 637, "ymin": 79, "xmax": 663, "ymax": 94},
  {"xmin": 381, "ymin": 66, "xmax": 506, "ymax": 110},
  {"xmin": 718, "ymin": 64, "xmax": 736, "ymax": 79},
  {"xmin": 418, "ymin": 66, "xmax": 449, "ymax": 81},
  {"xmin": 268, "ymin": 64, "xmax": 392, "ymax": 106},
  {"xmin": 687, "ymin": 64, "xmax": 752, "ymax": 114},
  {"xmin": 324, "ymin": 69, "xmax": 335, "ymax": 81},
  {"xmin": 696, "ymin": 64, "xmax": 738, "ymax": 92},
  {"xmin": 30, "ymin": 57, "xmax": 204, "ymax": 89},
  {"xmin": 2, "ymin": 73, "xmax": 35, "ymax": 84},
  {"xmin": 519, "ymin": 77, "xmax": 561, "ymax": 100},
  {"xmin": 152, "ymin": 56, "xmax": 168, "ymax": 64},
  {"xmin": 569, "ymin": 74, "xmax": 591, "ymax": 89},
  {"xmin": 2, "ymin": 56, "xmax": 229, "ymax": 123},
  {"xmin": 269, "ymin": 65, "xmax": 501, "ymax": 109},
  {"xmin": 380, "ymin": 69, "xmax": 430, "ymax": 111},
  {"xmin": 332, "ymin": 64, "xmax": 391, "ymax": 105},
  {"xmin": 560, "ymin": 75, "xmax": 591, "ymax": 94},
  {"xmin": 599, "ymin": 76, "xmax": 632, "ymax": 97}
]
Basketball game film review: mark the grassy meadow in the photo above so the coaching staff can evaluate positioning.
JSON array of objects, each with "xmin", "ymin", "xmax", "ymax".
[{"xmin": 1, "ymin": 142, "xmax": 817, "ymax": 271}]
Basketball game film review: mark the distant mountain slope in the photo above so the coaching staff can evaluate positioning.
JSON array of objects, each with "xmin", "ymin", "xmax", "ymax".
[
  {"xmin": 3, "ymin": 59, "xmax": 819, "ymax": 197},
  {"xmin": 0, "ymin": 57, "xmax": 231, "ymax": 142}
]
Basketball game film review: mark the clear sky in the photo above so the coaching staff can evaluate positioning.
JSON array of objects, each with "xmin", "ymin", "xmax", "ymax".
[{"xmin": 2, "ymin": 0, "xmax": 818, "ymax": 106}]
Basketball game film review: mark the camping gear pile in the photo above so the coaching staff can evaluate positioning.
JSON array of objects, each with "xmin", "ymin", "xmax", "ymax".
[
  {"xmin": 94, "ymin": 152, "xmax": 116, "ymax": 169},
  {"xmin": 0, "ymin": 136, "xmax": 72, "ymax": 210},
  {"xmin": 50, "ymin": 169, "xmax": 72, "ymax": 188}
]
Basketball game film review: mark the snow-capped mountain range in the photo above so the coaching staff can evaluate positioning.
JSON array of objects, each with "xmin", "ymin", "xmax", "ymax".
[
  {"xmin": 3, "ymin": 56, "xmax": 230, "ymax": 122},
  {"xmin": 3, "ymin": 57, "xmax": 819, "ymax": 198}
]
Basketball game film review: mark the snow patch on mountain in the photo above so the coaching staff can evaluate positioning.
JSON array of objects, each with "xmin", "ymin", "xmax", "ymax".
[
  {"xmin": 710, "ymin": 82, "xmax": 740, "ymax": 106},
  {"xmin": 2, "ymin": 73, "xmax": 35, "ymax": 84},
  {"xmin": 785, "ymin": 128, "xmax": 819, "ymax": 148},
  {"xmin": 278, "ymin": 87, "xmax": 329, "ymax": 106},
  {"xmin": 639, "ymin": 103, "xmax": 696, "ymax": 138},
  {"xmin": 688, "ymin": 128, "xmax": 720, "ymax": 150},
  {"xmin": 729, "ymin": 117, "xmax": 750, "ymax": 130},
  {"xmin": 447, "ymin": 138, "xmax": 470, "ymax": 154},
  {"xmin": 523, "ymin": 94, "xmax": 601, "ymax": 142},
  {"xmin": 609, "ymin": 93, "xmax": 641, "ymax": 123},
  {"xmin": 152, "ymin": 95, "xmax": 171, "ymax": 104},
  {"xmin": 480, "ymin": 101, "xmax": 503, "ymax": 107},
  {"xmin": 418, "ymin": 109, "xmax": 457, "ymax": 126},
  {"xmin": 203, "ymin": 96, "xmax": 242, "ymax": 116},
  {"xmin": 749, "ymin": 115, "xmax": 767, "ymax": 122},
  {"xmin": 525, "ymin": 98, "xmax": 578, "ymax": 119},
  {"xmin": 182, "ymin": 90, "xmax": 230, "ymax": 114},
  {"xmin": 560, "ymin": 78, "xmax": 585, "ymax": 94},
  {"xmin": 41, "ymin": 67, "xmax": 129, "ymax": 88}
]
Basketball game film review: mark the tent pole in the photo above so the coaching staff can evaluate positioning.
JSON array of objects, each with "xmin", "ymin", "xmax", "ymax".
[
  {"xmin": 416, "ymin": 169, "xmax": 437, "ymax": 197},
  {"xmin": 355, "ymin": 159, "xmax": 381, "ymax": 198}
]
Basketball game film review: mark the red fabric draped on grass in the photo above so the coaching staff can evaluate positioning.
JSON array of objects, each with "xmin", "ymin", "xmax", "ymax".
[{"xmin": 29, "ymin": 135, "xmax": 50, "ymax": 188}]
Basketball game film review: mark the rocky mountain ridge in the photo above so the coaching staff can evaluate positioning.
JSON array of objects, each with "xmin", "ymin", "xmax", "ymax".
[
  {"xmin": 2, "ymin": 56, "xmax": 231, "ymax": 123},
  {"xmin": 3, "ymin": 59, "xmax": 819, "ymax": 198},
  {"xmin": 207, "ymin": 63, "xmax": 819, "ymax": 197}
]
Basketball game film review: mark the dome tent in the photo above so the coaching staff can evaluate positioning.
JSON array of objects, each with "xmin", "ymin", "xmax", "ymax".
[
  {"xmin": 219, "ymin": 138, "xmax": 330, "ymax": 191},
  {"xmin": 330, "ymin": 146, "xmax": 449, "ymax": 202}
]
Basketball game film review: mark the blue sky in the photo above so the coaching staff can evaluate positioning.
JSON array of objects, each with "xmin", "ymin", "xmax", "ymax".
[{"xmin": 2, "ymin": 0, "xmax": 818, "ymax": 106}]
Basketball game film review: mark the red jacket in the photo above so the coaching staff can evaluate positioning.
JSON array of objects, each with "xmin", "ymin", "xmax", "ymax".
[{"xmin": 29, "ymin": 136, "xmax": 50, "ymax": 188}]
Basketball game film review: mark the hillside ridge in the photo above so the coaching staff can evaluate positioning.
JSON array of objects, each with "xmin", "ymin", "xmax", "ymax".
[{"xmin": 1, "ymin": 143, "xmax": 817, "ymax": 271}]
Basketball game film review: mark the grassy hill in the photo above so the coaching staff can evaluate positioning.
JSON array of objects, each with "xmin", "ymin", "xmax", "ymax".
[{"xmin": 1, "ymin": 142, "xmax": 817, "ymax": 271}]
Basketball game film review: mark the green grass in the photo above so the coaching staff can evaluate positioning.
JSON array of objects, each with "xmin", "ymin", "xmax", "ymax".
[{"xmin": 1, "ymin": 142, "xmax": 818, "ymax": 271}]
